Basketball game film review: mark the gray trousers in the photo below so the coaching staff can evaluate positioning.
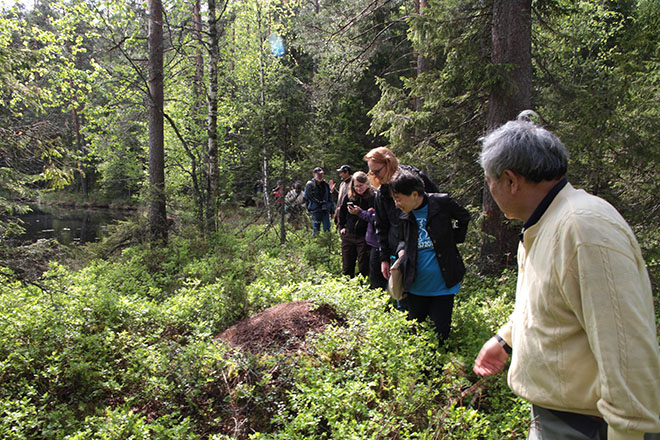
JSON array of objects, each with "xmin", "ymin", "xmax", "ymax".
[{"xmin": 528, "ymin": 405, "xmax": 660, "ymax": 440}]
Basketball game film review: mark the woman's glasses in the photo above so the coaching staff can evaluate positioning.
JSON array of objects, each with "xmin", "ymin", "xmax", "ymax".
[{"xmin": 368, "ymin": 165, "xmax": 385, "ymax": 176}]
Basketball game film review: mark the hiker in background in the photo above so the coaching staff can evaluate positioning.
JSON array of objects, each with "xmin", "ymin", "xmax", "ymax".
[
  {"xmin": 303, "ymin": 167, "xmax": 334, "ymax": 236},
  {"xmin": 337, "ymin": 171, "xmax": 373, "ymax": 278},
  {"xmin": 271, "ymin": 180, "xmax": 284, "ymax": 206},
  {"xmin": 333, "ymin": 164, "xmax": 352, "ymax": 228},
  {"xmin": 253, "ymin": 179, "xmax": 265, "ymax": 208},
  {"xmin": 390, "ymin": 170, "xmax": 470, "ymax": 343},
  {"xmin": 363, "ymin": 146, "xmax": 439, "ymax": 309},
  {"xmin": 473, "ymin": 112, "xmax": 660, "ymax": 440},
  {"xmin": 285, "ymin": 182, "xmax": 305, "ymax": 229}
]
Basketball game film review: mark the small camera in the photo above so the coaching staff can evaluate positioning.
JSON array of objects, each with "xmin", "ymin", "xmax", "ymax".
[{"xmin": 347, "ymin": 201, "xmax": 355, "ymax": 207}]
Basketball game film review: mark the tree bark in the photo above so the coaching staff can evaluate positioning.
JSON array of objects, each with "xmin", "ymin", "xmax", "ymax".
[
  {"xmin": 413, "ymin": 0, "xmax": 428, "ymax": 113},
  {"xmin": 191, "ymin": 0, "xmax": 205, "ymax": 232},
  {"xmin": 487, "ymin": 0, "xmax": 532, "ymax": 125},
  {"xmin": 480, "ymin": 0, "xmax": 532, "ymax": 273},
  {"xmin": 148, "ymin": 0, "xmax": 168, "ymax": 243},
  {"xmin": 280, "ymin": 145, "xmax": 287, "ymax": 244},
  {"xmin": 257, "ymin": 4, "xmax": 272, "ymax": 222},
  {"xmin": 193, "ymin": 0, "xmax": 204, "ymax": 98},
  {"xmin": 206, "ymin": 0, "xmax": 220, "ymax": 234},
  {"xmin": 71, "ymin": 104, "xmax": 88, "ymax": 200}
]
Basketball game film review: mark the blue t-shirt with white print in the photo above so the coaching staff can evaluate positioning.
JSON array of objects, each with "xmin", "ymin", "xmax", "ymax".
[{"xmin": 409, "ymin": 204, "xmax": 460, "ymax": 296}]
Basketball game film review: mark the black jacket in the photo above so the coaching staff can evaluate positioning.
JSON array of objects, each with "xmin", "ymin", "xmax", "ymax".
[
  {"xmin": 395, "ymin": 193, "xmax": 471, "ymax": 290},
  {"xmin": 303, "ymin": 179, "xmax": 334, "ymax": 213},
  {"xmin": 338, "ymin": 193, "xmax": 374, "ymax": 236},
  {"xmin": 374, "ymin": 165, "xmax": 439, "ymax": 262}
]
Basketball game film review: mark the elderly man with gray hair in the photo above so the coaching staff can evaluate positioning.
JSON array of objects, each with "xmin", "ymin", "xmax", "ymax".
[{"xmin": 473, "ymin": 111, "xmax": 660, "ymax": 440}]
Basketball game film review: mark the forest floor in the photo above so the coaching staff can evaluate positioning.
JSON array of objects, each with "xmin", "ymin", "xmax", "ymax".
[
  {"xmin": 2, "ymin": 238, "xmax": 80, "ymax": 282},
  {"xmin": 217, "ymin": 300, "xmax": 345, "ymax": 353}
]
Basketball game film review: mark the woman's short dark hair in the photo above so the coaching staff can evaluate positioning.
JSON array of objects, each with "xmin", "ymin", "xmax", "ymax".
[{"xmin": 390, "ymin": 170, "xmax": 425, "ymax": 196}]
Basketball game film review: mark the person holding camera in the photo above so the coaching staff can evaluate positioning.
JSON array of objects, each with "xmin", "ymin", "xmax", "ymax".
[
  {"xmin": 338, "ymin": 171, "xmax": 374, "ymax": 277},
  {"xmin": 304, "ymin": 167, "xmax": 335, "ymax": 236}
]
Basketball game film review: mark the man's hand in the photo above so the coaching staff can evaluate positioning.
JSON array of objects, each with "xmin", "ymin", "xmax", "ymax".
[{"xmin": 473, "ymin": 337, "xmax": 510, "ymax": 377}]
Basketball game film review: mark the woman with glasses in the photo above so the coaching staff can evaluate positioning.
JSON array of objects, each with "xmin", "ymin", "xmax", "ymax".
[
  {"xmin": 363, "ymin": 147, "xmax": 439, "ymax": 301},
  {"xmin": 338, "ymin": 171, "xmax": 374, "ymax": 278}
]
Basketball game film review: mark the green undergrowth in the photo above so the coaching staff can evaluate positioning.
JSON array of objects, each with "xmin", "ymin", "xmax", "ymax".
[{"xmin": 0, "ymin": 224, "xmax": 531, "ymax": 439}]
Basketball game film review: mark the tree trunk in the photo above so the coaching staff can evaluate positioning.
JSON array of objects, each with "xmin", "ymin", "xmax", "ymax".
[
  {"xmin": 257, "ymin": 4, "xmax": 272, "ymax": 221},
  {"xmin": 280, "ymin": 146, "xmax": 287, "ymax": 245},
  {"xmin": 479, "ymin": 0, "xmax": 532, "ymax": 273},
  {"xmin": 193, "ymin": 0, "xmax": 204, "ymax": 98},
  {"xmin": 71, "ymin": 104, "xmax": 88, "ymax": 200},
  {"xmin": 413, "ymin": 0, "xmax": 428, "ymax": 113},
  {"xmin": 192, "ymin": 0, "xmax": 205, "ymax": 232},
  {"xmin": 487, "ymin": 0, "xmax": 532, "ymax": 125},
  {"xmin": 206, "ymin": 0, "xmax": 220, "ymax": 234},
  {"xmin": 147, "ymin": 0, "xmax": 168, "ymax": 243}
]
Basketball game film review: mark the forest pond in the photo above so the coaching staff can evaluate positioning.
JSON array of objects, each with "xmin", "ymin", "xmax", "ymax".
[{"xmin": 18, "ymin": 204, "xmax": 131, "ymax": 245}]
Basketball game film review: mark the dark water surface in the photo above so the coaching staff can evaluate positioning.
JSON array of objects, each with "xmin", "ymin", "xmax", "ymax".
[{"xmin": 18, "ymin": 204, "xmax": 131, "ymax": 245}]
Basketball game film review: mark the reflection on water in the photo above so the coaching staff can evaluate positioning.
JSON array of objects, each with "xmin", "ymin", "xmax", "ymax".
[{"xmin": 18, "ymin": 204, "xmax": 131, "ymax": 245}]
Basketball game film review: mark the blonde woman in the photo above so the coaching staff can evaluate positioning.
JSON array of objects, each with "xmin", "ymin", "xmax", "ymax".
[{"xmin": 363, "ymin": 147, "xmax": 439, "ymax": 289}]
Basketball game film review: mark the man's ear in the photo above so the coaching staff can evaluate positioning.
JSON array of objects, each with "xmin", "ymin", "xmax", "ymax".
[{"xmin": 501, "ymin": 169, "xmax": 523, "ymax": 194}]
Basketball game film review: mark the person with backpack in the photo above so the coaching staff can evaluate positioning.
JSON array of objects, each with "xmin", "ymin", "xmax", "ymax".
[
  {"xmin": 285, "ymin": 182, "xmax": 305, "ymax": 229},
  {"xmin": 303, "ymin": 167, "xmax": 334, "ymax": 236},
  {"xmin": 271, "ymin": 180, "xmax": 284, "ymax": 206}
]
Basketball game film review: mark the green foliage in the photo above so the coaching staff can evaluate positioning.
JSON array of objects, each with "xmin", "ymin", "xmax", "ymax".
[
  {"xmin": 0, "ymin": 10, "xmax": 74, "ymax": 239},
  {"xmin": 4, "ymin": 0, "xmax": 660, "ymax": 436},
  {"xmin": 452, "ymin": 270, "xmax": 516, "ymax": 354},
  {"xmin": 533, "ymin": 1, "xmax": 660, "ymax": 229},
  {"xmin": 244, "ymin": 271, "xmax": 525, "ymax": 439},
  {"xmin": 0, "ymin": 222, "xmax": 534, "ymax": 439},
  {"xmin": 301, "ymin": 231, "xmax": 342, "ymax": 275},
  {"xmin": 266, "ymin": 312, "xmax": 439, "ymax": 438},
  {"xmin": 635, "ymin": 225, "xmax": 660, "ymax": 320},
  {"xmin": 369, "ymin": 0, "xmax": 491, "ymax": 196},
  {"xmin": 66, "ymin": 408, "xmax": 195, "ymax": 440},
  {"xmin": 4, "ymin": 0, "xmax": 659, "ymax": 249},
  {"xmin": 0, "ymin": 233, "xmax": 256, "ymax": 438},
  {"xmin": 289, "ymin": 0, "xmax": 400, "ymax": 174}
]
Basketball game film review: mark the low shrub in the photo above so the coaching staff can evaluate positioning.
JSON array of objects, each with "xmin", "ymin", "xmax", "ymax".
[{"xmin": 0, "ymin": 227, "xmax": 533, "ymax": 439}]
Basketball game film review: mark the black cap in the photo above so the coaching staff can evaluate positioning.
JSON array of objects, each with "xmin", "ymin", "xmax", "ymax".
[
  {"xmin": 313, "ymin": 167, "xmax": 324, "ymax": 174},
  {"xmin": 336, "ymin": 164, "xmax": 351, "ymax": 173}
]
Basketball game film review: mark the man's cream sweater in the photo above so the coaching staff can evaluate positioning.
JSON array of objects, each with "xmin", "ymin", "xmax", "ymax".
[{"xmin": 499, "ymin": 183, "xmax": 660, "ymax": 440}]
